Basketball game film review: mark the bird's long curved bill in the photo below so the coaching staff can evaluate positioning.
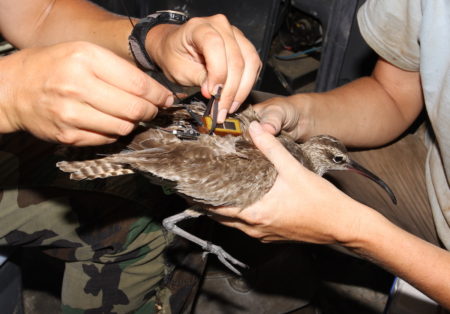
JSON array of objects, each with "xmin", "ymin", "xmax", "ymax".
[{"xmin": 346, "ymin": 160, "xmax": 397, "ymax": 205}]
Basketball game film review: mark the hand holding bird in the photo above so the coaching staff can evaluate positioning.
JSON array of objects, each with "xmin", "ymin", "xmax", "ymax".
[{"xmin": 212, "ymin": 121, "xmax": 382, "ymax": 246}]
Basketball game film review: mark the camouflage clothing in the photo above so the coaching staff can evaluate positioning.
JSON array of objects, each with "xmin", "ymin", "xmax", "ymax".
[{"xmin": 0, "ymin": 132, "xmax": 202, "ymax": 313}]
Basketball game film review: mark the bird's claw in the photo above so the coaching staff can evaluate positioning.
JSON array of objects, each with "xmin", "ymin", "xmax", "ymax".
[
  {"xmin": 203, "ymin": 241, "xmax": 248, "ymax": 275},
  {"xmin": 163, "ymin": 209, "xmax": 248, "ymax": 275}
]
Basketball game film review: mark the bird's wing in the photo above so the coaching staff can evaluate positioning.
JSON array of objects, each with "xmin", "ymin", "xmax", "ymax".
[
  {"xmin": 57, "ymin": 105, "xmax": 281, "ymax": 207},
  {"xmin": 126, "ymin": 127, "xmax": 182, "ymax": 150},
  {"xmin": 56, "ymin": 158, "xmax": 135, "ymax": 180},
  {"xmin": 152, "ymin": 138, "xmax": 277, "ymax": 207},
  {"xmin": 56, "ymin": 128, "xmax": 177, "ymax": 180}
]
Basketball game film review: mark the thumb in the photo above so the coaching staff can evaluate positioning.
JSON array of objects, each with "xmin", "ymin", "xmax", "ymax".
[
  {"xmin": 249, "ymin": 121, "xmax": 305, "ymax": 176},
  {"xmin": 257, "ymin": 107, "xmax": 283, "ymax": 135}
]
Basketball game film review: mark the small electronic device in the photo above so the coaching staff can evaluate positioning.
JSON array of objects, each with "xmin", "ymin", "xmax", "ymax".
[{"xmin": 197, "ymin": 116, "xmax": 242, "ymax": 136}]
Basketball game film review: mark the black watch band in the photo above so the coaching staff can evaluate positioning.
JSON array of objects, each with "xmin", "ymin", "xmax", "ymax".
[{"xmin": 128, "ymin": 10, "xmax": 189, "ymax": 71}]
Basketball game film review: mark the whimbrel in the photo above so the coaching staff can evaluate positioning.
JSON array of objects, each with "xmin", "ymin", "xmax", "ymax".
[{"xmin": 57, "ymin": 97, "xmax": 396, "ymax": 274}]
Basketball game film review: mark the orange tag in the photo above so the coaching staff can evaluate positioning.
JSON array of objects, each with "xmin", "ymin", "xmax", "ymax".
[{"xmin": 197, "ymin": 117, "xmax": 242, "ymax": 136}]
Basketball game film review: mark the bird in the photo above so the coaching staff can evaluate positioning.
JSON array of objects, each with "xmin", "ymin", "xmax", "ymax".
[{"xmin": 56, "ymin": 95, "xmax": 396, "ymax": 275}]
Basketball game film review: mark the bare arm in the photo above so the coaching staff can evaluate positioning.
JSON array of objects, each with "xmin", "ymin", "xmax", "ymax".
[
  {"xmin": 255, "ymin": 58, "xmax": 424, "ymax": 147},
  {"xmin": 0, "ymin": 0, "xmax": 133, "ymax": 59},
  {"xmin": 353, "ymin": 208, "xmax": 450, "ymax": 309}
]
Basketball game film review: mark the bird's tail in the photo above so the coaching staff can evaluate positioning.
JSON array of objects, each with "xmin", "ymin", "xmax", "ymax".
[{"xmin": 56, "ymin": 159, "xmax": 134, "ymax": 180}]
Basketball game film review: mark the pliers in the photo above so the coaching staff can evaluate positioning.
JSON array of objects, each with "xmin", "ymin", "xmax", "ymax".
[{"xmin": 203, "ymin": 86, "xmax": 222, "ymax": 134}]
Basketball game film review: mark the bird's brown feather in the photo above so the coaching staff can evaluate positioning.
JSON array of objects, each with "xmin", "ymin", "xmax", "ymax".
[{"xmin": 58, "ymin": 103, "xmax": 347, "ymax": 209}]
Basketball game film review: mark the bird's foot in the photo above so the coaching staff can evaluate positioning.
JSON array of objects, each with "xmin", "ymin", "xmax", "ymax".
[
  {"xmin": 201, "ymin": 241, "xmax": 248, "ymax": 275},
  {"xmin": 162, "ymin": 208, "xmax": 248, "ymax": 275}
]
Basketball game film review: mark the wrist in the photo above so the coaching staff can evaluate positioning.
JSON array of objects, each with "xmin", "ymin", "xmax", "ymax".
[
  {"xmin": 338, "ymin": 203, "xmax": 393, "ymax": 254},
  {"xmin": 287, "ymin": 93, "xmax": 315, "ymax": 141},
  {"xmin": 0, "ymin": 53, "xmax": 23, "ymax": 134},
  {"xmin": 145, "ymin": 24, "xmax": 180, "ymax": 70}
]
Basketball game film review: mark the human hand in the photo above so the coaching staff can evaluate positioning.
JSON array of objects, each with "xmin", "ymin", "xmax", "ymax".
[
  {"xmin": 252, "ymin": 95, "xmax": 309, "ymax": 141},
  {"xmin": 211, "ymin": 121, "xmax": 369, "ymax": 244},
  {"xmin": 0, "ymin": 41, "xmax": 173, "ymax": 146},
  {"xmin": 147, "ymin": 14, "xmax": 262, "ymax": 123}
]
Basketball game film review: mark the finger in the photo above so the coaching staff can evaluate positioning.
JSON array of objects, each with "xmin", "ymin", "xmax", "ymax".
[
  {"xmin": 260, "ymin": 123, "xmax": 278, "ymax": 135},
  {"xmin": 176, "ymin": 92, "xmax": 189, "ymax": 99},
  {"xmin": 217, "ymin": 28, "xmax": 246, "ymax": 121},
  {"xmin": 55, "ymin": 128, "xmax": 118, "ymax": 146},
  {"xmin": 229, "ymin": 28, "xmax": 262, "ymax": 113},
  {"xmin": 249, "ymin": 121, "xmax": 306, "ymax": 176},
  {"xmin": 190, "ymin": 17, "xmax": 244, "ymax": 121},
  {"xmin": 55, "ymin": 98, "xmax": 139, "ymax": 137},
  {"xmin": 254, "ymin": 103, "xmax": 287, "ymax": 134},
  {"xmin": 81, "ymin": 76, "xmax": 161, "ymax": 122},
  {"xmin": 88, "ymin": 45, "xmax": 173, "ymax": 105},
  {"xmin": 190, "ymin": 22, "xmax": 228, "ymax": 93}
]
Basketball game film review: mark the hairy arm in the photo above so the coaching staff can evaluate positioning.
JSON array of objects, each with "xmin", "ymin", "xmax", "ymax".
[
  {"xmin": 0, "ymin": 0, "xmax": 133, "ymax": 60},
  {"xmin": 256, "ymin": 58, "xmax": 424, "ymax": 147}
]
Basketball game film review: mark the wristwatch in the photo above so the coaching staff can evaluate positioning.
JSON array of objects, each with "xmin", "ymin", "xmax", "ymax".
[{"xmin": 128, "ymin": 10, "xmax": 189, "ymax": 71}]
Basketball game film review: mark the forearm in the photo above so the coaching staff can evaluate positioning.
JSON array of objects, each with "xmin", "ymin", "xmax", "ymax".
[
  {"xmin": 293, "ymin": 78, "xmax": 412, "ymax": 146},
  {"xmin": 291, "ymin": 60, "xmax": 423, "ymax": 147},
  {"xmin": 0, "ymin": 0, "xmax": 134, "ymax": 60},
  {"xmin": 347, "ymin": 208, "xmax": 450, "ymax": 308}
]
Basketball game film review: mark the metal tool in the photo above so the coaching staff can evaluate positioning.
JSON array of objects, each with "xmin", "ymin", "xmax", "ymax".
[{"xmin": 203, "ymin": 86, "xmax": 222, "ymax": 134}]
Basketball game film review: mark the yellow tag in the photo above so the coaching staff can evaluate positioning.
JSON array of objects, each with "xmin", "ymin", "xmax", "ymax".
[{"xmin": 202, "ymin": 117, "xmax": 242, "ymax": 136}]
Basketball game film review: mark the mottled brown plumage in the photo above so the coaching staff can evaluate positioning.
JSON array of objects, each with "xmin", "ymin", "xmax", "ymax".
[
  {"xmin": 56, "ymin": 103, "xmax": 367, "ymax": 207},
  {"xmin": 57, "ymin": 99, "xmax": 396, "ymax": 274}
]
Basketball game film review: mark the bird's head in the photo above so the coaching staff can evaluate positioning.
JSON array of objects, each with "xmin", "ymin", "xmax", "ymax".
[
  {"xmin": 300, "ymin": 135, "xmax": 351, "ymax": 175},
  {"xmin": 301, "ymin": 135, "xmax": 397, "ymax": 204}
]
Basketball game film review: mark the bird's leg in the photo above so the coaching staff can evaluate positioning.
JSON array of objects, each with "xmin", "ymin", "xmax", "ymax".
[{"xmin": 162, "ymin": 206, "xmax": 248, "ymax": 275}]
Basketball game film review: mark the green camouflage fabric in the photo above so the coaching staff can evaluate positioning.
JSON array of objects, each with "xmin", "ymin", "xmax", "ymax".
[{"xmin": 0, "ymin": 132, "xmax": 205, "ymax": 313}]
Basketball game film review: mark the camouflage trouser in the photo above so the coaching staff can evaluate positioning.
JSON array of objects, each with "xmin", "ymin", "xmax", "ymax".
[{"xmin": 0, "ymin": 132, "xmax": 200, "ymax": 313}]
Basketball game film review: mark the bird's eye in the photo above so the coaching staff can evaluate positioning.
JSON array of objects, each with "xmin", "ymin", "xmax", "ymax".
[{"xmin": 333, "ymin": 155, "xmax": 344, "ymax": 163}]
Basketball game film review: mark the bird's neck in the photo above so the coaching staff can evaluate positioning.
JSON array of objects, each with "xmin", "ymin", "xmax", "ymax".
[
  {"xmin": 279, "ymin": 138, "xmax": 317, "ymax": 174},
  {"xmin": 298, "ymin": 142, "xmax": 326, "ymax": 176}
]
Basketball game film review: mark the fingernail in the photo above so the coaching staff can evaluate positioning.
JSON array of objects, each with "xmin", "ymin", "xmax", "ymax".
[
  {"xmin": 176, "ymin": 92, "xmax": 188, "ymax": 99},
  {"xmin": 217, "ymin": 109, "xmax": 228, "ymax": 123},
  {"xmin": 211, "ymin": 84, "xmax": 223, "ymax": 96},
  {"xmin": 164, "ymin": 95, "xmax": 174, "ymax": 107},
  {"xmin": 260, "ymin": 122, "xmax": 278, "ymax": 134},
  {"xmin": 230, "ymin": 101, "xmax": 240, "ymax": 113},
  {"xmin": 249, "ymin": 121, "xmax": 264, "ymax": 135}
]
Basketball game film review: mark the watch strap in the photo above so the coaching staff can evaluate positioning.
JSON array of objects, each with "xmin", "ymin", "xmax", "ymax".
[{"xmin": 128, "ymin": 11, "xmax": 188, "ymax": 71}]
